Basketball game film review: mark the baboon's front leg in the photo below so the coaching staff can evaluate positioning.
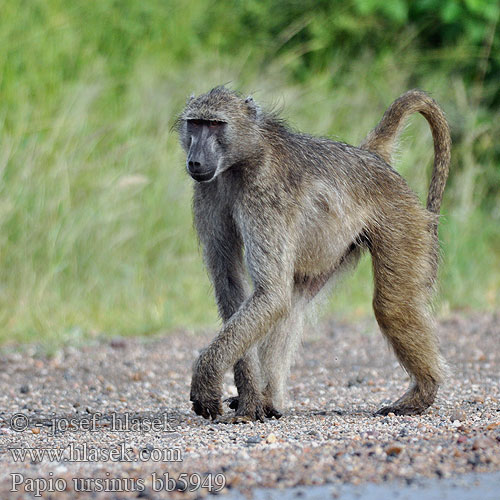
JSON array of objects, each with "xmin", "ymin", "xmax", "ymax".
[
  {"xmin": 232, "ymin": 347, "xmax": 266, "ymax": 421},
  {"xmin": 196, "ymin": 232, "xmax": 263, "ymax": 419},
  {"xmin": 190, "ymin": 289, "xmax": 290, "ymax": 419}
]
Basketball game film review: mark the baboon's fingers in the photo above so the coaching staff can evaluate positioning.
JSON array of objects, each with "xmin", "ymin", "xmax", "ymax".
[
  {"xmin": 254, "ymin": 407, "xmax": 265, "ymax": 423},
  {"xmin": 192, "ymin": 401, "xmax": 209, "ymax": 419},
  {"xmin": 375, "ymin": 380, "xmax": 438, "ymax": 416},
  {"xmin": 234, "ymin": 400, "xmax": 266, "ymax": 422},
  {"xmin": 192, "ymin": 399, "xmax": 222, "ymax": 420},
  {"xmin": 209, "ymin": 401, "xmax": 223, "ymax": 420},
  {"xmin": 375, "ymin": 405, "xmax": 427, "ymax": 416},
  {"xmin": 375, "ymin": 405, "xmax": 403, "ymax": 416},
  {"xmin": 375, "ymin": 394, "xmax": 435, "ymax": 416},
  {"xmin": 228, "ymin": 397, "xmax": 281, "ymax": 420},
  {"xmin": 264, "ymin": 407, "xmax": 283, "ymax": 419}
]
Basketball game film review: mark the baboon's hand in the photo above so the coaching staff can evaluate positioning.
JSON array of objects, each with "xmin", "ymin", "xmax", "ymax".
[
  {"xmin": 190, "ymin": 353, "xmax": 223, "ymax": 420},
  {"xmin": 224, "ymin": 396, "xmax": 282, "ymax": 420}
]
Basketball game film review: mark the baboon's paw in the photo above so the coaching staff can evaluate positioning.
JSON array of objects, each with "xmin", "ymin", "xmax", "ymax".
[
  {"xmin": 190, "ymin": 397, "xmax": 222, "ymax": 420},
  {"xmin": 375, "ymin": 392, "xmax": 435, "ymax": 416},
  {"xmin": 375, "ymin": 403, "xmax": 427, "ymax": 416},
  {"xmin": 190, "ymin": 369, "xmax": 223, "ymax": 420},
  {"xmin": 235, "ymin": 399, "xmax": 266, "ymax": 422},
  {"xmin": 226, "ymin": 396, "xmax": 282, "ymax": 420},
  {"xmin": 376, "ymin": 383, "xmax": 438, "ymax": 416},
  {"xmin": 264, "ymin": 406, "xmax": 283, "ymax": 419},
  {"xmin": 225, "ymin": 395, "xmax": 266, "ymax": 421}
]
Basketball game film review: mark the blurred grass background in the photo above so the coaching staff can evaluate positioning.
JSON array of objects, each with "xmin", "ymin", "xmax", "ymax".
[{"xmin": 0, "ymin": 0, "xmax": 499, "ymax": 344}]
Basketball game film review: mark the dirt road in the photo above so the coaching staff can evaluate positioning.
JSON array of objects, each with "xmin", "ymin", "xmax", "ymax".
[{"xmin": 0, "ymin": 312, "xmax": 498, "ymax": 498}]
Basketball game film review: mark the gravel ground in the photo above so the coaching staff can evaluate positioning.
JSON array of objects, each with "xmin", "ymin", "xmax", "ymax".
[
  {"xmin": 223, "ymin": 471, "xmax": 500, "ymax": 500},
  {"xmin": 0, "ymin": 312, "xmax": 498, "ymax": 499}
]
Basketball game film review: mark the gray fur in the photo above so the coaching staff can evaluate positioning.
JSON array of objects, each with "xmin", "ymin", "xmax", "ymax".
[{"xmin": 176, "ymin": 86, "xmax": 451, "ymax": 420}]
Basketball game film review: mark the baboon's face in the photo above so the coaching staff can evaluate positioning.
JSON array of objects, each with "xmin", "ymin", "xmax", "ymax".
[
  {"xmin": 178, "ymin": 87, "xmax": 261, "ymax": 183},
  {"xmin": 184, "ymin": 119, "xmax": 226, "ymax": 182}
]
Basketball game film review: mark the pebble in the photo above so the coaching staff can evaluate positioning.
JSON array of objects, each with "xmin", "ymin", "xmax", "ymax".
[
  {"xmin": 472, "ymin": 437, "xmax": 495, "ymax": 450},
  {"xmin": 246, "ymin": 436, "xmax": 261, "ymax": 445},
  {"xmin": 385, "ymin": 444, "xmax": 404, "ymax": 456},
  {"xmin": 266, "ymin": 433, "xmax": 277, "ymax": 444},
  {"xmin": 450, "ymin": 409, "xmax": 466, "ymax": 422}
]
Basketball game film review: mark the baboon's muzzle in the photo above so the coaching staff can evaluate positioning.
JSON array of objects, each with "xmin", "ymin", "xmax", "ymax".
[{"xmin": 187, "ymin": 164, "xmax": 216, "ymax": 182}]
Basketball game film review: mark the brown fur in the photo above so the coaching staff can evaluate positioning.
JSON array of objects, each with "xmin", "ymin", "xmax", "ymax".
[{"xmin": 176, "ymin": 87, "xmax": 451, "ymax": 420}]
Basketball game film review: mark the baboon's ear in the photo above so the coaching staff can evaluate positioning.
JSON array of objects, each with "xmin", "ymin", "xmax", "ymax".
[{"xmin": 245, "ymin": 96, "xmax": 259, "ymax": 119}]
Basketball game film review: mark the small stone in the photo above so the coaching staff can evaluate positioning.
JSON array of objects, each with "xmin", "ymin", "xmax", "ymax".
[
  {"xmin": 266, "ymin": 433, "xmax": 277, "ymax": 444},
  {"xmin": 385, "ymin": 444, "xmax": 404, "ymax": 456},
  {"xmin": 229, "ymin": 476, "xmax": 242, "ymax": 488},
  {"xmin": 450, "ymin": 410, "xmax": 466, "ymax": 422},
  {"xmin": 31, "ymin": 427, "xmax": 40, "ymax": 434},
  {"xmin": 110, "ymin": 338, "xmax": 126, "ymax": 349},
  {"xmin": 472, "ymin": 437, "xmax": 495, "ymax": 450},
  {"xmin": 246, "ymin": 436, "xmax": 261, "ymax": 445},
  {"xmin": 174, "ymin": 480, "xmax": 187, "ymax": 491},
  {"xmin": 387, "ymin": 412, "xmax": 396, "ymax": 418},
  {"xmin": 19, "ymin": 384, "xmax": 30, "ymax": 394},
  {"xmin": 467, "ymin": 454, "xmax": 481, "ymax": 467},
  {"xmin": 347, "ymin": 374, "xmax": 365, "ymax": 387}
]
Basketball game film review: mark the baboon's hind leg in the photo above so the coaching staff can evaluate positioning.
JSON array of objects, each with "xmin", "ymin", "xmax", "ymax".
[
  {"xmin": 227, "ymin": 296, "xmax": 305, "ymax": 419},
  {"xmin": 371, "ymin": 224, "xmax": 445, "ymax": 415},
  {"xmin": 230, "ymin": 347, "xmax": 266, "ymax": 421},
  {"xmin": 257, "ymin": 297, "xmax": 306, "ymax": 418}
]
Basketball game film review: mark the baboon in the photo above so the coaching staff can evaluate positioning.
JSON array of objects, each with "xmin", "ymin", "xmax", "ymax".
[{"xmin": 176, "ymin": 86, "xmax": 451, "ymax": 421}]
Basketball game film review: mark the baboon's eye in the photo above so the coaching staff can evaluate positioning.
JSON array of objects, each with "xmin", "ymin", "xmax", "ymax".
[{"xmin": 187, "ymin": 119, "xmax": 225, "ymax": 128}]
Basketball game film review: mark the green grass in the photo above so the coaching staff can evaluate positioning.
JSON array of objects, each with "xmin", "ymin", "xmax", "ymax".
[{"xmin": 0, "ymin": 2, "xmax": 498, "ymax": 344}]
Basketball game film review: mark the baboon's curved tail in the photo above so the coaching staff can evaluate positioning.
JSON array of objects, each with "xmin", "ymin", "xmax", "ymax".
[{"xmin": 360, "ymin": 90, "xmax": 451, "ymax": 215}]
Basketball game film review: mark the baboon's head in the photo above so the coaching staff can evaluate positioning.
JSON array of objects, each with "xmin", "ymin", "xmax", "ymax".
[{"xmin": 176, "ymin": 86, "xmax": 262, "ymax": 183}]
